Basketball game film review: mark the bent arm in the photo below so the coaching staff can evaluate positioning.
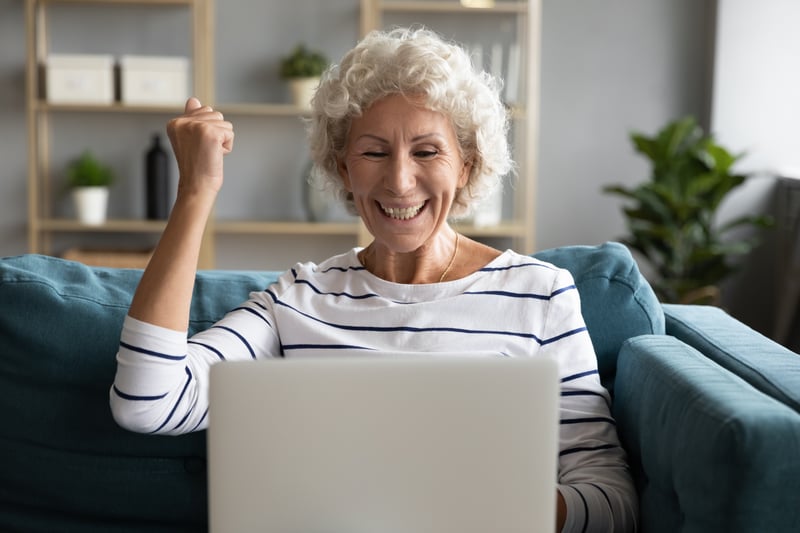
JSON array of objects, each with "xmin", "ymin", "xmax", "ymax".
[
  {"xmin": 111, "ymin": 98, "xmax": 234, "ymax": 432},
  {"xmin": 128, "ymin": 97, "xmax": 233, "ymax": 331}
]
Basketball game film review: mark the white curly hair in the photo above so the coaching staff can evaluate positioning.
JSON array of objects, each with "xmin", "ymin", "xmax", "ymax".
[{"xmin": 307, "ymin": 26, "xmax": 514, "ymax": 218}]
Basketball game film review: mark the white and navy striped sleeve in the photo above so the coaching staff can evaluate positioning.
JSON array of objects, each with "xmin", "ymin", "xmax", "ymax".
[
  {"xmin": 540, "ymin": 268, "xmax": 638, "ymax": 533},
  {"xmin": 110, "ymin": 284, "xmax": 284, "ymax": 436}
]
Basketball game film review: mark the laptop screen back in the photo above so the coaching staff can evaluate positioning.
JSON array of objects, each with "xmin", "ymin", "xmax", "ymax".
[{"xmin": 208, "ymin": 355, "xmax": 559, "ymax": 533}]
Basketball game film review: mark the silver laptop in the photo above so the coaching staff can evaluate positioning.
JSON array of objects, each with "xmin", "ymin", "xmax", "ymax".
[{"xmin": 208, "ymin": 355, "xmax": 559, "ymax": 533}]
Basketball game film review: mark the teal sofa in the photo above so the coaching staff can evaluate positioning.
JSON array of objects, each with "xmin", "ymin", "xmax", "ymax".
[{"xmin": 1, "ymin": 242, "xmax": 798, "ymax": 532}]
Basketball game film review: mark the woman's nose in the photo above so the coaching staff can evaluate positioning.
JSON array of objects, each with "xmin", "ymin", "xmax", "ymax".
[{"xmin": 384, "ymin": 155, "xmax": 416, "ymax": 196}]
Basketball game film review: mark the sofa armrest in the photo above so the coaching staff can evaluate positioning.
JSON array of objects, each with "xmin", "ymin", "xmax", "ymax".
[
  {"xmin": 613, "ymin": 335, "xmax": 800, "ymax": 533},
  {"xmin": 664, "ymin": 304, "xmax": 800, "ymax": 413}
]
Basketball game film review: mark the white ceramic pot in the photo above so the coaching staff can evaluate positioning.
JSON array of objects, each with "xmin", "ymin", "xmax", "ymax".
[
  {"xmin": 72, "ymin": 186, "xmax": 109, "ymax": 225},
  {"xmin": 289, "ymin": 77, "xmax": 320, "ymax": 109}
]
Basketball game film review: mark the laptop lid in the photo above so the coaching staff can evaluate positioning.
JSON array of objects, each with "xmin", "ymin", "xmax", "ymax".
[{"xmin": 208, "ymin": 355, "xmax": 559, "ymax": 533}]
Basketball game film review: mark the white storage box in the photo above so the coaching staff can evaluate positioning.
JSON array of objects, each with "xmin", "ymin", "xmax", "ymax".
[
  {"xmin": 120, "ymin": 55, "xmax": 189, "ymax": 105},
  {"xmin": 46, "ymin": 54, "xmax": 114, "ymax": 104}
]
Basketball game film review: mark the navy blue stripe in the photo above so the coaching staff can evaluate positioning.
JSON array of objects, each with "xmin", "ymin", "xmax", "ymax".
[
  {"xmin": 188, "ymin": 340, "xmax": 227, "ymax": 361},
  {"xmin": 152, "ymin": 366, "xmax": 193, "ymax": 434},
  {"xmin": 561, "ymin": 369, "xmax": 599, "ymax": 383},
  {"xmin": 561, "ymin": 390, "xmax": 607, "ymax": 399},
  {"xmin": 232, "ymin": 306, "xmax": 273, "ymax": 327},
  {"xmin": 551, "ymin": 284, "xmax": 577, "ymax": 297},
  {"xmin": 541, "ymin": 326, "xmax": 588, "ymax": 346},
  {"xmin": 112, "ymin": 385, "xmax": 167, "ymax": 402},
  {"xmin": 560, "ymin": 416, "xmax": 616, "ymax": 426},
  {"xmin": 212, "ymin": 325, "xmax": 256, "ymax": 360},
  {"xmin": 282, "ymin": 344, "xmax": 374, "ymax": 352},
  {"xmin": 265, "ymin": 288, "xmax": 583, "ymax": 345},
  {"xmin": 463, "ymin": 285, "xmax": 575, "ymax": 300},
  {"xmin": 250, "ymin": 300, "xmax": 268, "ymax": 312},
  {"xmin": 463, "ymin": 290, "xmax": 550, "ymax": 300},
  {"xmin": 172, "ymin": 403, "xmax": 194, "ymax": 431},
  {"xmin": 561, "ymin": 389, "xmax": 611, "ymax": 407},
  {"xmin": 190, "ymin": 408, "xmax": 208, "ymax": 432},
  {"xmin": 560, "ymin": 443, "xmax": 618, "ymax": 457},
  {"xmin": 479, "ymin": 262, "xmax": 555, "ymax": 273},
  {"xmin": 321, "ymin": 265, "xmax": 366, "ymax": 274},
  {"xmin": 294, "ymin": 279, "xmax": 380, "ymax": 300},
  {"xmin": 120, "ymin": 341, "xmax": 185, "ymax": 361}
]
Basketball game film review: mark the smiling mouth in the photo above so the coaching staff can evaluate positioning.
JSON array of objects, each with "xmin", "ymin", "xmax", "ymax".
[{"xmin": 379, "ymin": 201, "xmax": 427, "ymax": 220}]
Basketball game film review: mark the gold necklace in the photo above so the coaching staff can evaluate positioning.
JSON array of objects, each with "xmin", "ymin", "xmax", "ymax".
[
  {"xmin": 438, "ymin": 232, "xmax": 460, "ymax": 283},
  {"xmin": 359, "ymin": 232, "xmax": 461, "ymax": 283}
]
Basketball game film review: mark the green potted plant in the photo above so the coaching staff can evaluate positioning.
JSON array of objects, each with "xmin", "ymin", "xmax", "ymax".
[
  {"xmin": 604, "ymin": 116, "xmax": 772, "ymax": 304},
  {"xmin": 279, "ymin": 44, "xmax": 328, "ymax": 109},
  {"xmin": 66, "ymin": 150, "xmax": 114, "ymax": 225}
]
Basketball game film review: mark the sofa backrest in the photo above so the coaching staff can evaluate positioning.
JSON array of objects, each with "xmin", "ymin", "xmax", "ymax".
[
  {"xmin": 0, "ymin": 241, "xmax": 662, "ymax": 531},
  {"xmin": 533, "ymin": 241, "xmax": 665, "ymax": 393}
]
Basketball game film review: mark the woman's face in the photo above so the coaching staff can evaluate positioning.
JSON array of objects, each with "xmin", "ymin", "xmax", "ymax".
[{"xmin": 337, "ymin": 94, "xmax": 471, "ymax": 253}]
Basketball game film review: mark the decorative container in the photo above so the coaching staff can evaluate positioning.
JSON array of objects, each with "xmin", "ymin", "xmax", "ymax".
[
  {"xmin": 120, "ymin": 55, "xmax": 189, "ymax": 105},
  {"xmin": 46, "ymin": 54, "xmax": 114, "ymax": 104}
]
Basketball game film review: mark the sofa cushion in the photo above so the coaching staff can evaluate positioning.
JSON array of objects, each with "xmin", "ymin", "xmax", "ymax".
[
  {"xmin": 664, "ymin": 303, "xmax": 800, "ymax": 414},
  {"xmin": 0, "ymin": 254, "xmax": 277, "ymax": 531},
  {"xmin": 615, "ymin": 334, "xmax": 800, "ymax": 533},
  {"xmin": 534, "ymin": 242, "xmax": 664, "ymax": 393}
]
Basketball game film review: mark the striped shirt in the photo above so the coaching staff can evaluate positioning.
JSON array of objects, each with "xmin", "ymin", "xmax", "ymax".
[{"xmin": 111, "ymin": 248, "xmax": 637, "ymax": 532}]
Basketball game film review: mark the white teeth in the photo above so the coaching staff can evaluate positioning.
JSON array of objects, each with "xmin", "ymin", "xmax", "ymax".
[{"xmin": 381, "ymin": 202, "xmax": 425, "ymax": 220}]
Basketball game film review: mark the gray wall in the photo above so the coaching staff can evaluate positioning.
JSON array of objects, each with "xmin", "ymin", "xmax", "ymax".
[
  {"xmin": 537, "ymin": 0, "xmax": 716, "ymax": 251},
  {"xmin": 1, "ymin": 1, "xmax": 29, "ymax": 256},
  {"xmin": 1, "ymin": 0, "xmax": 777, "ymax": 336}
]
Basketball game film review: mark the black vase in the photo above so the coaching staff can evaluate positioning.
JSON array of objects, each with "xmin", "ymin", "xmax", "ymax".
[{"xmin": 145, "ymin": 134, "xmax": 171, "ymax": 220}]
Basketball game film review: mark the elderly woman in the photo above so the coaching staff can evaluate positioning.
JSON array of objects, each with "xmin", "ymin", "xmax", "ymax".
[{"xmin": 111, "ymin": 28, "xmax": 636, "ymax": 532}]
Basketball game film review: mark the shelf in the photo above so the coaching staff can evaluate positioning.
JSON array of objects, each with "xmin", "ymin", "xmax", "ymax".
[
  {"xmin": 213, "ymin": 219, "xmax": 527, "ymax": 239},
  {"xmin": 378, "ymin": 1, "xmax": 527, "ymax": 14},
  {"xmin": 30, "ymin": 220, "xmax": 526, "ymax": 244},
  {"xmin": 216, "ymin": 103, "xmax": 311, "ymax": 117},
  {"xmin": 34, "ymin": 102, "xmax": 312, "ymax": 117},
  {"xmin": 215, "ymin": 220, "xmax": 360, "ymax": 235},
  {"xmin": 36, "ymin": 0, "xmax": 196, "ymax": 5},
  {"xmin": 33, "ymin": 101, "xmax": 186, "ymax": 114},
  {"xmin": 453, "ymin": 221, "xmax": 528, "ymax": 237},
  {"xmin": 39, "ymin": 218, "xmax": 168, "ymax": 232}
]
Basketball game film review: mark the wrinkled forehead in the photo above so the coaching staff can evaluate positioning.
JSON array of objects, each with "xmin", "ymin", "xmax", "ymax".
[{"xmin": 342, "ymin": 92, "xmax": 461, "ymax": 147}]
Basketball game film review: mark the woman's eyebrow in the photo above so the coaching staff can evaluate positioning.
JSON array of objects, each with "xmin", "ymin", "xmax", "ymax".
[
  {"xmin": 410, "ymin": 133, "xmax": 445, "ymax": 143},
  {"xmin": 353, "ymin": 134, "xmax": 388, "ymax": 143},
  {"xmin": 354, "ymin": 133, "xmax": 445, "ymax": 143}
]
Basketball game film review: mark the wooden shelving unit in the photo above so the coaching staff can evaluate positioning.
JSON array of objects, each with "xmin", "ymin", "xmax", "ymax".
[
  {"xmin": 24, "ymin": 0, "xmax": 215, "ymax": 267},
  {"xmin": 26, "ymin": 0, "xmax": 539, "ymax": 268}
]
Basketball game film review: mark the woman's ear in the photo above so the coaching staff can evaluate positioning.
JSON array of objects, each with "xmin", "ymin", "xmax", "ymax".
[
  {"xmin": 458, "ymin": 160, "xmax": 472, "ymax": 189},
  {"xmin": 337, "ymin": 157, "xmax": 352, "ymax": 191}
]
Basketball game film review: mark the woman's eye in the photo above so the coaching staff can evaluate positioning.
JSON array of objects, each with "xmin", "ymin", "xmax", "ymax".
[
  {"xmin": 415, "ymin": 150, "xmax": 438, "ymax": 158},
  {"xmin": 363, "ymin": 151, "xmax": 387, "ymax": 158}
]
